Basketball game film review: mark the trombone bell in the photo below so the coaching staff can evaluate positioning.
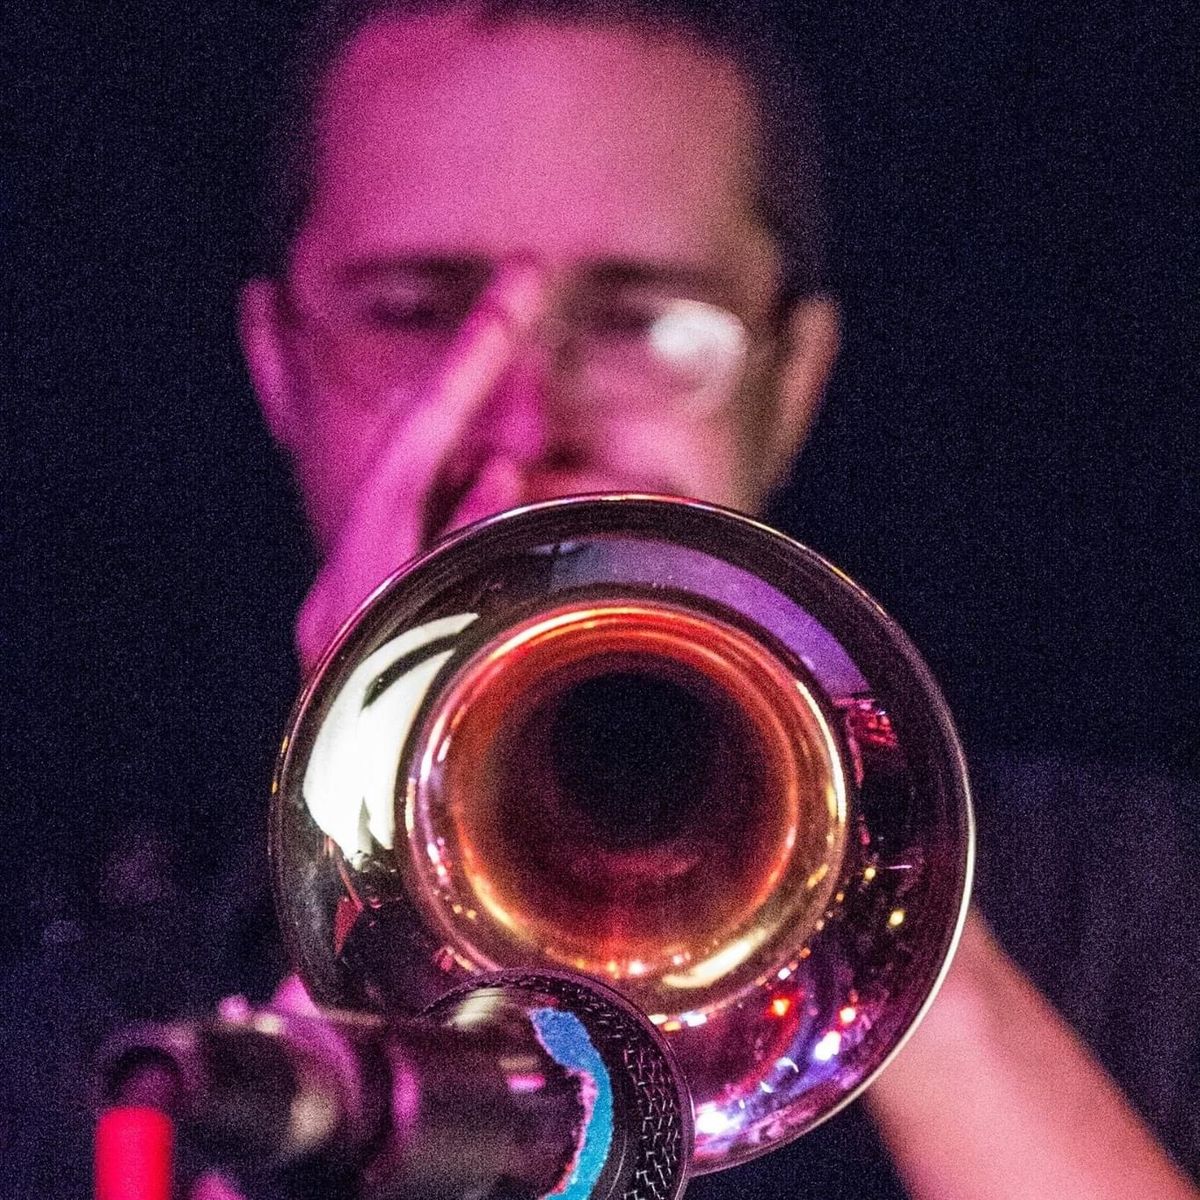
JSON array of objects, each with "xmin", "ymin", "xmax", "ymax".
[{"xmin": 271, "ymin": 496, "xmax": 973, "ymax": 1173}]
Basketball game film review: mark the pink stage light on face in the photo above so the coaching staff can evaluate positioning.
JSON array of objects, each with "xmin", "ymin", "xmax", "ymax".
[{"xmin": 242, "ymin": 12, "xmax": 800, "ymax": 568}]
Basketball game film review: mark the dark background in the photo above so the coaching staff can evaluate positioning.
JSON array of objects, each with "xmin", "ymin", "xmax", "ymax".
[{"xmin": 8, "ymin": 2, "xmax": 1198, "ymax": 938}]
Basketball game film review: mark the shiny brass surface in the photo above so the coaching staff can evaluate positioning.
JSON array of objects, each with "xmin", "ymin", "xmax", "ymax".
[
  {"xmin": 272, "ymin": 496, "xmax": 973, "ymax": 1173},
  {"xmin": 408, "ymin": 599, "xmax": 848, "ymax": 1018}
]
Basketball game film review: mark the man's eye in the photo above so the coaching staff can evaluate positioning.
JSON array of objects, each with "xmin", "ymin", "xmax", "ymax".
[
  {"xmin": 360, "ymin": 294, "xmax": 470, "ymax": 334},
  {"xmin": 586, "ymin": 304, "xmax": 658, "ymax": 341}
]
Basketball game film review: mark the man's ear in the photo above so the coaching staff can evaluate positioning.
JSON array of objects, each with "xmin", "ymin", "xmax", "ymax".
[
  {"xmin": 239, "ymin": 277, "xmax": 300, "ymax": 451},
  {"xmin": 764, "ymin": 295, "xmax": 841, "ymax": 488}
]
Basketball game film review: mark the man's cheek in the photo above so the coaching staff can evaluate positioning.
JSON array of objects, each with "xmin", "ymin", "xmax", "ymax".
[
  {"xmin": 294, "ymin": 411, "xmax": 384, "ymax": 548},
  {"xmin": 591, "ymin": 419, "xmax": 741, "ymax": 503}
]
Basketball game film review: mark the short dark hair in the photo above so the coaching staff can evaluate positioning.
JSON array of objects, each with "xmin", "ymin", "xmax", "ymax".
[{"xmin": 259, "ymin": 0, "xmax": 827, "ymax": 297}]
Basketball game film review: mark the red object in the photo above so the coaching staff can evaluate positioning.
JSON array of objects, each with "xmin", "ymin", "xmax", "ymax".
[
  {"xmin": 95, "ymin": 1107, "xmax": 174, "ymax": 1200},
  {"xmin": 769, "ymin": 995, "xmax": 792, "ymax": 1018}
]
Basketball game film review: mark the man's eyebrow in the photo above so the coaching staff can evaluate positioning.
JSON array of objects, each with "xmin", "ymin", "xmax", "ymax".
[
  {"xmin": 581, "ymin": 260, "xmax": 731, "ymax": 302},
  {"xmin": 337, "ymin": 254, "xmax": 730, "ymax": 301}
]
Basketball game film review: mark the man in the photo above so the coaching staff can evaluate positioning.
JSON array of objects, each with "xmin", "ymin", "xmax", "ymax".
[
  {"xmin": 3, "ymin": 2, "xmax": 1195, "ymax": 1197},
  {"xmin": 242, "ymin": 3, "xmax": 836, "ymax": 677},
  {"xmin": 233, "ymin": 3, "xmax": 1198, "ymax": 1198}
]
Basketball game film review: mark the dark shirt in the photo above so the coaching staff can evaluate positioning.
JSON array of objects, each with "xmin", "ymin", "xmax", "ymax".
[{"xmin": 2, "ymin": 754, "xmax": 1197, "ymax": 1199}]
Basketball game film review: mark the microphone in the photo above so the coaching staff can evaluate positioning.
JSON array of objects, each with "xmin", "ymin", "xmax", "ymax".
[{"xmin": 97, "ymin": 971, "xmax": 691, "ymax": 1200}]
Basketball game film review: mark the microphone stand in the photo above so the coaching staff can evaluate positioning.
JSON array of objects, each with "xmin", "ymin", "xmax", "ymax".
[{"xmin": 96, "ymin": 971, "xmax": 691, "ymax": 1200}]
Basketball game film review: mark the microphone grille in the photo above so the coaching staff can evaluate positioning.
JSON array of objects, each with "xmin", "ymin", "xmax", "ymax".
[{"xmin": 424, "ymin": 970, "xmax": 692, "ymax": 1200}]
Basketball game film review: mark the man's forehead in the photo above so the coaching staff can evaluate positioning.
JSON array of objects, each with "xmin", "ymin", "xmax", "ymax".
[{"xmin": 295, "ymin": 10, "xmax": 772, "ymax": 284}]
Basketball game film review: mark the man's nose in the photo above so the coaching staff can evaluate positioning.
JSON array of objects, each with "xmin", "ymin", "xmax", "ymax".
[{"xmin": 475, "ymin": 338, "xmax": 564, "ymax": 464}]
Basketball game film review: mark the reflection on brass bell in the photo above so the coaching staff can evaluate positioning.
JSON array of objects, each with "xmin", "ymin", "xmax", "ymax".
[{"xmin": 272, "ymin": 496, "xmax": 973, "ymax": 1173}]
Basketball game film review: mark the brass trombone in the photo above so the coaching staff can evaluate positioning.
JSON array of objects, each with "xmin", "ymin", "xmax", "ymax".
[{"xmin": 271, "ymin": 495, "xmax": 973, "ymax": 1175}]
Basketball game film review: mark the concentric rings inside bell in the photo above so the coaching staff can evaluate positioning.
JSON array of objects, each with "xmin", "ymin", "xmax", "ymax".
[{"xmin": 406, "ymin": 599, "xmax": 850, "ymax": 1018}]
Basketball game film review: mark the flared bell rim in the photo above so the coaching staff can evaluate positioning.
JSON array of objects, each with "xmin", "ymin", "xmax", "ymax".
[{"xmin": 270, "ymin": 494, "xmax": 975, "ymax": 1173}]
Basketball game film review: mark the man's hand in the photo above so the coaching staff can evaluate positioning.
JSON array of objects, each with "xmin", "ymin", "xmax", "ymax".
[{"xmin": 295, "ymin": 263, "xmax": 544, "ymax": 674}]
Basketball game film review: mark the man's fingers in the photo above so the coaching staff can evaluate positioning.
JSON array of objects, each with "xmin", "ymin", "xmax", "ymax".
[
  {"xmin": 296, "ymin": 263, "xmax": 545, "ymax": 670},
  {"xmin": 269, "ymin": 972, "xmax": 321, "ymax": 1016},
  {"xmin": 403, "ymin": 260, "xmax": 545, "ymax": 477},
  {"xmin": 342, "ymin": 260, "xmax": 545, "ymax": 536}
]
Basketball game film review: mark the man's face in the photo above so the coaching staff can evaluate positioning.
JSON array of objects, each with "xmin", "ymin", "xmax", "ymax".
[{"xmin": 244, "ymin": 11, "xmax": 834, "ymax": 557}]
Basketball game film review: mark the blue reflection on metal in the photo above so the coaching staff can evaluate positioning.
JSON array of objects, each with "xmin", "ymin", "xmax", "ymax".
[{"xmin": 531, "ymin": 1007, "xmax": 614, "ymax": 1200}]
